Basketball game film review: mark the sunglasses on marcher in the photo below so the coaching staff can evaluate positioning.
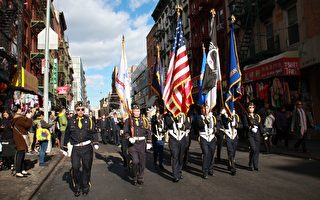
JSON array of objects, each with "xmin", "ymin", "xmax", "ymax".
[{"xmin": 76, "ymin": 108, "xmax": 85, "ymax": 112}]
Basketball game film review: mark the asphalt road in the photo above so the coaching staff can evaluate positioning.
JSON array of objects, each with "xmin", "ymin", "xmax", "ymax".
[{"xmin": 32, "ymin": 141, "xmax": 320, "ymax": 200}]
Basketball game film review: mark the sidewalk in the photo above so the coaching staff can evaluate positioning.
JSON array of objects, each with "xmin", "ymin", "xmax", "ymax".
[
  {"xmin": 0, "ymin": 148, "xmax": 64, "ymax": 200},
  {"xmin": 237, "ymin": 129, "xmax": 320, "ymax": 161}
]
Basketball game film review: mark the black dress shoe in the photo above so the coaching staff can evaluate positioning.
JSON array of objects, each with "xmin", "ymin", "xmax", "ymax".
[
  {"xmin": 173, "ymin": 178, "xmax": 179, "ymax": 182},
  {"xmin": 133, "ymin": 181, "xmax": 138, "ymax": 186},
  {"xmin": 254, "ymin": 168, "xmax": 259, "ymax": 171},
  {"xmin": 137, "ymin": 180, "xmax": 144, "ymax": 185},
  {"xmin": 82, "ymin": 188, "xmax": 90, "ymax": 195},
  {"xmin": 74, "ymin": 190, "xmax": 81, "ymax": 197},
  {"xmin": 203, "ymin": 175, "xmax": 208, "ymax": 179},
  {"xmin": 208, "ymin": 171, "xmax": 214, "ymax": 176},
  {"xmin": 179, "ymin": 175, "xmax": 183, "ymax": 179}
]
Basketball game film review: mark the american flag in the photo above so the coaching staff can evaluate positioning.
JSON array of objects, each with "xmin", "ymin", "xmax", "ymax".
[{"xmin": 163, "ymin": 15, "xmax": 193, "ymax": 117}]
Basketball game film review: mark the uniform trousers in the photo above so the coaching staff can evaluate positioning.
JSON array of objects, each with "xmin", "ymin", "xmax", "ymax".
[
  {"xmin": 128, "ymin": 141, "xmax": 146, "ymax": 182},
  {"xmin": 226, "ymin": 136, "xmax": 238, "ymax": 173},
  {"xmin": 71, "ymin": 144, "xmax": 93, "ymax": 191},
  {"xmin": 169, "ymin": 136, "xmax": 187, "ymax": 179},
  {"xmin": 248, "ymin": 133, "xmax": 260, "ymax": 169},
  {"xmin": 152, "ymin": 140, "xmax": 164, "ymax": 166},
  {"xmin": 200, "ymin": 137, "xmax": 216, "ymax": 176}
]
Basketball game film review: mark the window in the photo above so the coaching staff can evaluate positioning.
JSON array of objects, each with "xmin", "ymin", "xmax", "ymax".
[
  {"xmin": 266, "ymin": 23, "xmax": 274, "ymax": 50},
  {"xmin": 287, "ymin": 5, "xmax": 299, "ymax": 45},
  {"xmin": 217, "ymin": 9, "xmax": 225, "ymax": 31}
]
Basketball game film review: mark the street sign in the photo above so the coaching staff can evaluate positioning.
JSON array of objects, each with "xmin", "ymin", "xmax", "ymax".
[{"xmin": 37, "ymin": 27, "xmax": 58, "ymax": 50}]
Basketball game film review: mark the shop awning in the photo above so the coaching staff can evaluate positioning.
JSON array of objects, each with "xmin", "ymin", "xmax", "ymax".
[
  {"xmin": 11, "ymin": 67, "xmax": 39, "ymax": 94},
  {"xmin": 243, "ymin": 51, "xmax": 300, "ymax": 83}
]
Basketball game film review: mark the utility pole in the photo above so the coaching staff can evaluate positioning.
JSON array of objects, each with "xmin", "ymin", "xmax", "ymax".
[{"xmin": 43, "ymin": 0, "xmax": 51, "ymax": 122}]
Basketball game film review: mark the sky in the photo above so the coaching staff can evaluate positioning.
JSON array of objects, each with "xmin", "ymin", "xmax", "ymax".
[{"xmin": 53, "ymin": 0, "xmax": 158, "ymax": 108}]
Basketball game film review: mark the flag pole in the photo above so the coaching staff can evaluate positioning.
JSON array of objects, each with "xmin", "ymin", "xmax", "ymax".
[{"xmin": 210, "ymin": 8, "xmax": 224, "ymax": 109}]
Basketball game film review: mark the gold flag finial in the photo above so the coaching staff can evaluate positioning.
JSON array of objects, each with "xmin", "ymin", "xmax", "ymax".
[
  {"xmin": 176, "ymin": 5, "xmax": 182, "ymax": 16},
  {"xmin": 231, "ymin": 15, "xmax": 236, "ymax": 24},
  {"xmin": 210, "ymin": 9, "xmax": 216, "ymax": 17},
  {"xmin": 202, "ymin": 43, "xmax": 206, "ymax": 52},
  {"xmin": 122, "ymin": 35, "xmax": 125, "ymax": 47},
  {"xmin": 156, "ymin": 44, "xmax": 160, "ymax": 56}
]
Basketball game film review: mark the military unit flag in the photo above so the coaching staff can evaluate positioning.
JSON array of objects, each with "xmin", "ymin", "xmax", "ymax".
[
  {"xmin": 115, "ymin": 36, "xmax": 131, "ymax": 115},
  {"xmin": 225, "ymin": 22, "xmax": 242, "ymax": 116}
]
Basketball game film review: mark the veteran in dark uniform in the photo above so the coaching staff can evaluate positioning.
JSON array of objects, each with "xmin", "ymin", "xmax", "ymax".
[
  {"xmin": 63, "ymin": 101, "xmax": 99, "ymax": 196},
  {"xmin": 219, "ymin": 108, "xmax": 241, "ymax": 175},
  {"xmin": 123, "ymin": 104, "xmax": 152, "ymax": 185},
  {"xmin": 151, "ymin": 108, "xmax": 165, "ymax": 170},
  {"xmin": 244, "ymin": 102, "xmax": 263, "ymax": 171},
  {"xmin": 197, "ymin": 105, "xmax": 218, "ymax": 179},
  {"xmin": 164, "ymin": 111, "xmax": 191, "ymax": 182}
]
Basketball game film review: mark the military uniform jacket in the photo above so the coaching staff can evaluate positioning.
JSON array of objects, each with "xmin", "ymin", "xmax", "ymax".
[
  {"xmin": 151, "ymin": 115, "xmax": 166, "ymax": 142},
  {"xmin": 244, "ymin": 113, "xmax": 263, "ymax": 136},
  {"xmin": 64, "ymin": 115, "xmax": 98, "ymax": 146},
  {"xmin": 123, "ymin": 116, "xmax": 152, "ymax": 143},
  {"xmin": 220, "ymin": 114, "xmax": 241, "ymax": 140},
  {"xmin": 197, "ymin": 113, "xmax": 217, "ymax": 142},
  {"xmin": 164, "ymin": 113, "xmax": 191, "ymax": 141}
]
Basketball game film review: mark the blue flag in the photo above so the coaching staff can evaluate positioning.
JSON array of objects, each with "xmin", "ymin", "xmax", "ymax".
[
  {"xmin": 225, "ymin": 23, "xmax": 242, "ymax": 115},
  {"xmin": 151, "ymin": 48, "xmax": 164, "ymax": 102},
  {"xmin": 198, "ymin": 48, "xmax": 207, "ymax": 105}
]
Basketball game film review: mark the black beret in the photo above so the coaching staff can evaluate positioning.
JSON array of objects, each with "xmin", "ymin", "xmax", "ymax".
[
  {"xmin": 132, "ymin": 104, "xmax": 140, "ymax": 110},
  {"xmin": 75, "ymin": 101, "xmax": 84, "ymax": 109}
]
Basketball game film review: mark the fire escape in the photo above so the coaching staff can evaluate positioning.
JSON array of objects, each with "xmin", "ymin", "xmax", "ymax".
[
  {"xmin": 230, "ymin": 0, "xmax": 277, "ymax": 65},
  {"xmin": 0, "ymin": 1, "xmax": 18, "ymax": 83},
  {"xmin": 30, "ymin": 0, "xmax": 46, "ymax": 61},
  {"xmin": 229, "ymin": 0, "xmax": 258, "ymax": 64}
]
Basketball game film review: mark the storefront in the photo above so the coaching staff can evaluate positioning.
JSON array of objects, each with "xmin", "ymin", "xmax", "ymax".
[
  {"xmin": 10, "ymin": 67, "xmax": 39, "ymax": 111},
  {"xmin": 243, "ymin": 51, "xmax": 300, "ymax": 109}
]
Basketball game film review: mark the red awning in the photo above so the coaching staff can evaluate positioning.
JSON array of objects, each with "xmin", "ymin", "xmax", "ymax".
[{"xmin": 243, "ymin": 51, "xmax": 300, "ymax": 83}]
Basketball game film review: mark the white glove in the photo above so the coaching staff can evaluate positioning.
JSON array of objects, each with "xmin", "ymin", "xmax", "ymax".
[
  {"xmin": 158, "ymin": 128, "xmax": 162, "ymax": 132},
  {"xmin": 208, "ymin": 112, "xmax": 213, "ymax": 118},
  {"xmin": 220, "ymin": 108, "xmax": 226, "ymax": 115},
  {"xmin": 146, "ymin": 143, "xmax": 152, "ymax": 150},
  {"xmin": 120, "ymin": 130, "xmax": 124, "ymax": 135},
  {"xmin": 177, "ymin": 123, "xmax": 182, "ymax": 129},
  {"xmin": 251, "ymin": 125, "xmax": 258, "ymax": 133},
  {"xmin": 231, "ymin": 121, "xmax": 236, "ymax": 127},
  {"xmin": 208, "ymin": 128, "xmax": 214, "ymax": 134},
  {"xmin": 94, "ymin": 144, "xmax": 99, "ymax": 150},
  {"xmin": 60, "ymin": 149, "xmax": 68, "ymax": 156},
  {"xmin": 129, "ymin": 137, "xmax": 135, "ymax": 144}
]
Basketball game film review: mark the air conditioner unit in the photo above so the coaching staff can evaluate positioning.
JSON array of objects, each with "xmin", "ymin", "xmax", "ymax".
[{"xmin": 217, "ymin": 23, "xmax": 224, "ymax": 31}]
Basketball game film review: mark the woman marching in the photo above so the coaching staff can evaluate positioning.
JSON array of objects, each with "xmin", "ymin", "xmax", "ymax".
[
  {"xmin": 197, "ymin": 105, "xmax": 218, "ymax": 179},
  {"xmin": 244, "ymin": 102, "xmax": 264, "ymax": 171}
]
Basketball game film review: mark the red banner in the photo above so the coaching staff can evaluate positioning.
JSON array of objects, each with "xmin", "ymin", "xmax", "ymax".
[
  {"xmin": 243, "ymin": 57, "xmax": 300, "ymax": 83},
  {"xmin": 56, "ymin": 85, "xmax": 71, "ymax": 95}
]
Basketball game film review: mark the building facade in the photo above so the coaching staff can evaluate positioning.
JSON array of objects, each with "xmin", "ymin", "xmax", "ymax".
[
  {"xmin": 0, "ymin": 0, "xmax": 73, "ymax": 112},
  {"xmin": 71, "ymin": 56, "xmax": 87, "ymax": 111}
]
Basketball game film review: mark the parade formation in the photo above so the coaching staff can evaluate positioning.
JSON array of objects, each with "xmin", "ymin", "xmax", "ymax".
[{"xmin": 1, "ymin": 1, "xmax": 320, "ymax": 199}]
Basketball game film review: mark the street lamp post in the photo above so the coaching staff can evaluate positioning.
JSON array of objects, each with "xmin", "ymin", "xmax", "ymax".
[{"xmin": 43, "ymin": 0, "xmax": 51, "ymax": 121}]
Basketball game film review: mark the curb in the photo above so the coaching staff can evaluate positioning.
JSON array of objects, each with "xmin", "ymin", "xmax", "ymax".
[
  {"xmin": 27, "ymin": 153, "xmax": 65, "ymax": 200},
  {"xmin": 237, "ymin": 142, "xmax": 320, "ymax": 161}
]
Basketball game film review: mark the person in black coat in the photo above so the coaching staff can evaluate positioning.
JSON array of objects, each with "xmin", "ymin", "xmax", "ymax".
[
  {"xmin": 110, "ymin": 112, "xmax": 121, "ymax": 146},
  {"xmin": 99, "ymin": 114, "xmax": 108, "ymax": 144},
  {"xmin": 63, "ymin": 101, "xmax": 99, "ymax": 196},
  {"xmin": 0, "ymin": 110, "xmax": 15, "ymax": 170},
  {"xmin": 244, "ymin": 102, "xmax": 264, "ymax": 171}
]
